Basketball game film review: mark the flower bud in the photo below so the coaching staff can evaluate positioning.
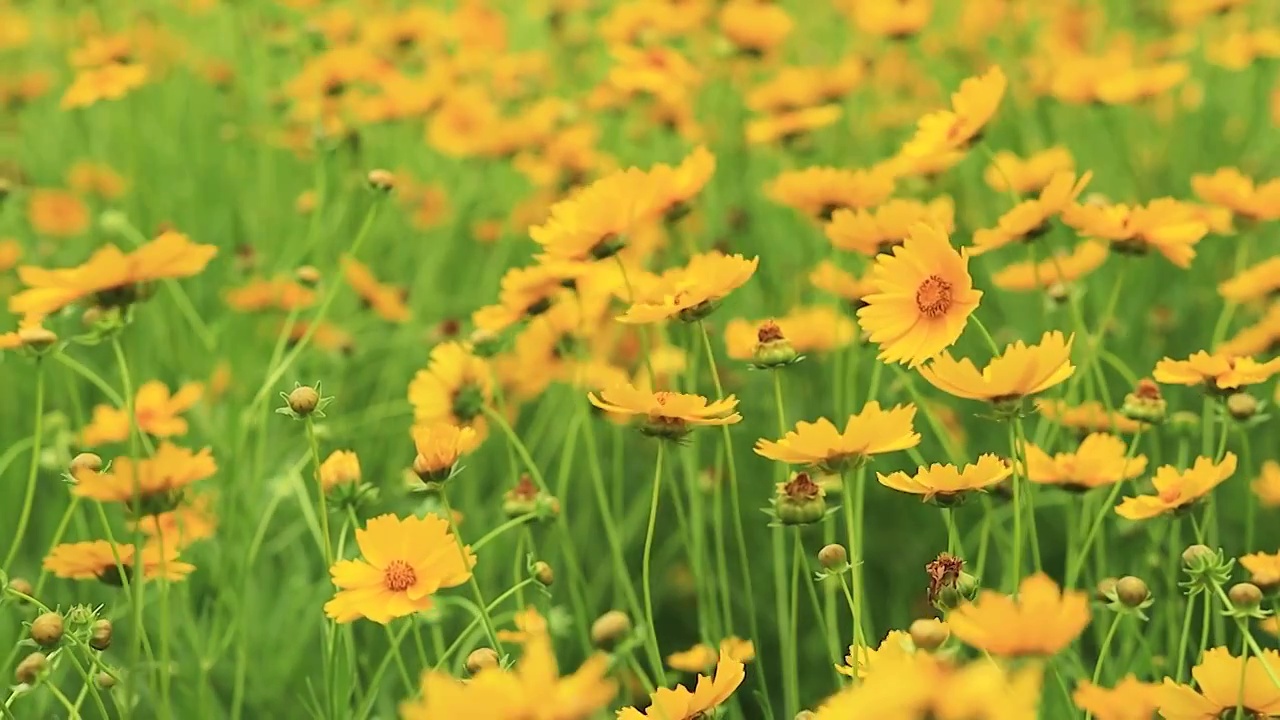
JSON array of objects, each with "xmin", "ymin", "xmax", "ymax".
[
  {"xmin": 590, "ymin": 610, "xmax": 632, "ymax": 649},
  {"xmin": 1182, "ymin": 544, "xmax": 1214, "ymax": 568},
  {"xmin": 70, "ymin": 452, "xmax": 103, "ymax": 476},
  {"xmin": 90, "ymin": 619, "xmax": 113, "ymax": 651},
  {"xmin": 1168, "ymin": 411, "xmax": 1201, "ymax": 436},
  {"xmin": 1121, "ymin": 379, "xmax": 1166, "ymax": 424},
  {"xmin": 1115, "ymin": 576, "xmax": 1150, "ymax": 608},
  {"xmin": 7, "ymin": 577, "xmax": 33, "ymax": 602},
  {"xmin": 29, "ymin": 613, "xmax": 64, "ymax": 647},
  {"xmin": 465, "ymin": 648, "xmax": 499, "ymax": 675},
  {"xmin": 17, "ymin": 326, "xmax": 57, "ymax": 349},
  {"xmin": 1226, "ymin": 392, "xmax": 1259, "ymax": 421},
  {"xmin": 96, "ymin": 671, "xmax": 116, "ymax": 689},
  {"xmin": 752, "ymin": 320, "xmax": 798, "ymax": 369},
  {"xmin": 773, "ymin": 473, "xmax": 826, "ymax": 525},
  {"xmin": 1229, "ymin": 582, "xmax": 1264, "ymax": 611},
  {"xmin": 818, "ymin": 544, "xmax": 847, "ymax": 569},
  {"xmin": 366, "ymin": 169, "xmax": 395, "ymax": 192},
  {"xmin": 533, "ymin": 561, "xmax": 554, "ymax": 587},
  {"xmin": 908, "ymin": 618, "xmax": 949, "ymax": 651},
  {"xmin": 1096, "ymin": 577, "xmax": 1118, "ymax": 603},
  {"xmin": 15, "ymin": 652, "xmax": 46, "ymax": 685},
  {"xmin": 287, "ymin": 386, "xmax": 320, "ymax": 416},
  {"xmin": 295, "ymin": 265, "xmax": 321, "ymax": 288},
  {"xmin": 795, "ymin": 712, "xmax": 817, "ymax": 720}
]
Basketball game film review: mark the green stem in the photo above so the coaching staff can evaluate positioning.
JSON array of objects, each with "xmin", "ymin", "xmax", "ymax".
[
  {"xmin": 305, "ymin": 418, "xmax": 333, "ymax": 566},
  {"xmin": 1007, "ymin": 422, "xmax": 1023, "ymax": 590},
  {"xmin": 640, "ymin": 442, "xmax": 667, "ymax": 684},
  {"xmin": 473, "ymin": 514, "xmax": 537, "ymax": 553},
  {"xmin": 1089, "ymin": 614, "xmax": 1124, "ymax": 691},
  {"xmin": 1, "ymin": 360, "xmax": 44, "ymax": 573},
  {"xmin": 439, "ymin": 491, "xmax": 504, "ymax": 655}
]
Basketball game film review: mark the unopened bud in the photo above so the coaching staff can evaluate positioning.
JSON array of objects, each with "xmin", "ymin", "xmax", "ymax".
[
  {"xmin": 818, "ymin": 544, "xmax": 847, "ymax": 569},
  {"xmin": 1226, "ymin": 392, "xmax": 1259, "ymax": 421},
  {"xmin": 29, "ymin": 613, "xmax": 64, "ymax": 647},
  {"xmin": 908, "ymin": 618, "xmax": 949, "ymax": 651},
  {"xmin": 70, "ymin": 452, "xmax": 103, "ymax": 477},
  {"xmin": 89, "ymin": 619, "xmax": 113, "ymax": 651},
  {"xmin": 7, "ymin": 577, "xmax": 33, "ymax": 602},
  {"xmin": 465, "ymin": 648, "xmax": 499, "ymax": 675},
  {"xmin": 15, "ymin": 652, "xmax": 46, "ymax": 684},
  {"xmin": 287, "ymin": 386, "xmax": 320, "ymax": 416},
  {"xmin": 773, "ymin": 473, "xmax": 826, "ymax": 525},
  {"xmin": 795, "ymin": 712, "xmax": 817, "ymax": 720},
  {"xmin": 1121, "ymin": 379, "xmax": 1166, "ymax": 424},
  {"xmin": 533, "ymin": 561, "xmax": 554, "ymax": 587},
  {"xmin": 590, "ymin": 610, "xmax": 632, "ymax": 649},
  {"xmin": 1168, "ymin": 411, "xmax": 1201, "ymax": 436},
  {"xmin": 367, "ymin": 169, "xmax": 395, "ymax": 192},
  {"xmin": 1115, "ymin": 576, "xmax": 1150, "ymax": 608},
  {"xmin": 17, "ymin": 326, "xmax": 57, "ymax": 349},
  {"xmin": 752, "ymin": 321, "xmax": 798, "ymax": 368},
  {"xmin": 295, "ymin": 265, "xmax": 321, "ymax": 287},
  {"xmin": 96, "ymin": 671, "xmax": 116, "ymax": 689},
  {"xmin": 1096, "ymin": 577, "xmax": 1118, "ymax": 603},
  {"xmin": 1182, "ymin": 544, "xmax": 1214, "ymax": 567},
  {"xmin": 1229, "ymin": 582, "xmax": 1263, "ymax": 610}
]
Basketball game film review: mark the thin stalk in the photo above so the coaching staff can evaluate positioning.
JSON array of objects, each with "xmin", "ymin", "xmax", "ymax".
[
  {"xmin": 439, "ymin": 491, "xmax": 504, "ymax": 655},
  {"xmin": 640, "ymin": 442, "xmax": 667, "ymax": 684},
  {"xmin": 1, "ymin": 359, "xmax": 44, "ymax": 573}
]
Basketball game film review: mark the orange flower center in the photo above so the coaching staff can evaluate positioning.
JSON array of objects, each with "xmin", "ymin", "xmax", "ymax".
[
  {"xmin": 915, "ymin": 275, "xmax": 954, "ymax": 318},
  {"xmin": 383, "ymin": 560, "xmax": 417, "ymax": 592},
  {"xmin": 1158, "ymin": 486, "xmax": 1182, "ymax": 504},
  {"xmin": 654, "ymin": 391, "xmax": 673, "ymax": 405}
]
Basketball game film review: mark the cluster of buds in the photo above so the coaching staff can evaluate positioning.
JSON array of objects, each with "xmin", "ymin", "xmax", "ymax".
[
  {"xmin": 1121, "ymin": 378, "xmax": 1166, "ymax": 425},
  {"xmin": 10, "ymin": 604, "xmax": 114, "ymax": 687},
  {"xmin": 769, "ymin": 472, "xmax": 828, "ymax": 525}
]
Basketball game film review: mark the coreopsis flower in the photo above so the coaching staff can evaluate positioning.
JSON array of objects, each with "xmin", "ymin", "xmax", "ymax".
[
  {"xmin": 43, "ymin": 540, "xmax": 194, "ymax": 583},
  {"xmin": 948, "ymin": 572, "xmax": 1090, "ymax": 657},
  {"xmin": 824, "ymin": 196, "xmax": 954, "ymax": 255},
  {"xmin": 1062, "ymin": 198, "xmax": 1209, "ymax": 268},
  {"xmin": 649, "ymin": 146, "xmax": 715, "ymax": 220},
  {"xmin": 856, "ymin": 223, "xmax": 982, "ymax": 367},
  {"xmin": 323, "ymin": 513, "xmax": 474, "ymax": 624},
  {"xmin": 755, "ymin": 402, "xmax": 920, "ymax": 471},
  {"xmin": 717, "ymin": 0, "xmax": 793, "ymax": 55},
  {"xmin": 1192, "ymin": 167, "xmax": 1280, "ymax": 222},
  {"xmin": 991, "ymin": 240, "xmax": 1109, "ymax": 292},
  {"xmin": 1072, "ymin": 675, "xmax": 1161, "ymax": 720},
  {"xmin": 341, "ymin": 257, "xmax": 409, "ymax": 323},
  {"xmin": 1115, "ymin": 453, "xmax": 1238, "ymax": 520},
  {"xmin": 616, "ymin": 251, "xmax": 758, "ymax": 324},
  {"xmin": 1219, "ymin": 257, "xmax": 1280, "ymax": 304},
  {"xmin": 970, "ymin": 172, "xmax": 1092, "ymax": 256},
  {"xmin": 1205, "ymin": 28, "xmax": 1280, "ymax": 71},
  {"xmin": 617, "ymin": 650, "xmax": 744, "ymax": 720},
  {"xmin": 73, "ymin": 443, "xmax": 216, "ymax": 511},
  {"xmin": 1254, "ymin": 461, "xmax": 1280, "ymax": 508},
  {"xmin": 766, "ymin": 166, "xmax": 895, "ymax": 221},
  {"xmin": 901, "ymin": 66, "xmax": 1007, "ymax": 158},
  {"xmin": 587, "ymin": 384, "xmax": 741, "ymax": 439},
  {"xmin": 1153, "ymin": 351, "xmax": 1280, "ymax": 391},
  {"xmin": 1240, "ymin": 551, "xmax": 1280, "ymax": 591},
  {"xmin": 1157, "ymin": 647, "xmax": 1280, "ymax": 718},
  {"xmin": 746, "ymin": 61, "xmax": 862, "ymax": 113},
  {"xmin": 835, "ymin": 630, "xmax": 913, "ymax": 678},
  {"xmin": 1024, "ymin": 432, "xmax": 1148, "ymax": 491},
  {"xmin": 9, "ymin": 230, "xmax": 217, "ymax": 321},
  {"xmin": 411, "ymin": 422, "xmax": 480, "ymax": 481},
  {"xmin": 918, "ymin": 331, "xmax": 1075, "ymax": 405},
  {"xmin": 28, "ymin": 189, "xmax": 90, "ymax": 237},
  {"xmin": 877, "ymin": 455, "xmax": 1012, "ymax": 504},
  {"xmin": 667, "ymin": 637, "xmax": 754, "ymax": 673},
  {"xmin": 131, "ymin": 494, "xmax": 217, "ymax": 551},
  {"xmin": 67, "ymin": 161, "xmax": 127, "ymax": 199},
  {"xmin": 80, "ymin": 380, "xmax": 203, "ymax": 446},
  {"xmin": 984, "ymin": 147, "xmax": 1075, "ymax": 195},
  {"xmin": 530, "ymin": 167, "xmax": 663, "ymax": 262},
  {"xmin": 723, "ymin": 306, "xmax": 855, "ymax": 362},
  {"xmin": 283, "ymin": 319, "xmax": 353, "ymax": 354},
  {"xmin": 225, "ymin": 277, "xmax": 316, "ymax": 313},
  {"xmin": 473, "ymin": 262, "xmax": 584, "ymax": 334},
  {"xmin": 61, "ymin": 63, "xmax": 148, "ymax": 109},
  {"xmin": 1037, "ymin": 400, "xmax": 1145, "ymax": 434},
  {"xmin": 318, "ymin": 450, "xmax": 360, "ymax": 492},
  {"xmin": 745, "ymin": 104, "xmax": 842, "ymax": 146},
  {"xmin": 809, "ymin": 260, "xmax": 876, "ymax": 304},
  {"xmin": 408, "ymin": 342, "xmax": 493, "ymax": 436},
  {"xmin": 851, "ymin": 0, "xmax": 932, "ymax": 38},
  {"xmin": 401, "ymin": 609, "xmax": 617, "ymax": 720}
]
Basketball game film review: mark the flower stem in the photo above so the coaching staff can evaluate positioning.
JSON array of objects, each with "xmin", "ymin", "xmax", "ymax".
[
  {"xmin": 439, "ymin": 490, "xmax": 504, "ymax": 656},
  {"xmin": 1, "ymin": 359, "xmax": 44, "ymax": 574},
  {"xmin": 641, "ymin": 442, "xmax": 667, "ymax": 684},
  {"xmin": 305, "ymin": 418, "xmax": 334, "ymax": 566},
  {"xmin": 1007, "ymin": 421, "xmax": 1024, "ymax": 590}
]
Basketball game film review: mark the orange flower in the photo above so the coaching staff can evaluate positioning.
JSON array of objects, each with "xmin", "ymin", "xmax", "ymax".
[
  {"xmin": 1153, "ymin": 351, "xmax": 1280, "ymax": 390},
  {"xmin": 970, "ymin": 172, "xmax": 1091, "ymax": 256},
  {"xmin": 1219, "ymin": 257, "xmax": 1280, "ymax": 304},
  {"xmin": 948, "ymin": 573, "xmax": 1090, "ymax": 657},
  {"xmin": 985, "ymin": 147, "xmax": 1075, "ymax": 195},
  {"xmin": 809, "ymin": 260, "xmax": 875, "ymax": 303},
  {"xmin": 61, "ymin": 63, "xmax": 148, "ymax": 109},
  {"xmin": 919, "ymin": 331, "xmax": 1075, "ymax": 404},
  {"xmin": 902, "ymin": 66, "xmax": 1006, "ymax": 158},
  {"xmin": 991, "ymin": 241, "xmax": 1109, "ymax": 292},
  {"xmin": 131, "ymin": 494, "xmax": 218, "ymax": 551},
  {"xmin": 851, "ymin": 0, "xmax": 932, "ymax": 38},
  {"xmin": 767, "ymin": 166, "xmax": 895, "ymax": 220},
  {"xmin": 649, "ymin": 146, "xmax": 715, "ymax": 218},
  {"xmin": 43, "ymin": 540, "xmax": 194, "ymax": 583},
  {"xmin": 73, "ymin": 442, "xmax": 217, "ymax": 507},
  {"xmin": 341, "ymin": 256, "xmax": 410, "ymax": 323},
  {"xmin": 718, "ymin": 0, "xmax": 793, "ymax": 55},
  {"xmin": 1073, "ymin": 675, "xmax": 1161, "ymax": 720},
  {"xmin": 1192, "ymin": 167, "xmax": 1280, "ymax": 222},
  {"xmin": 755, "ymin": 402, "xmax": 920, "ymax": 471},
  {"xmin": 1253, "ymin": 461, "xmax": 1280, "ymax": 508},
  {"xmin": 877, "ymin": 455, "xmax": 1012, "ymax": 503},
  {"xmin": 1024, "ymin": 432, "xmax": 1148, "ymax": 491},
  {"xmin": 531, "ymin": 168, "xmax": 664, "ymax": 262},
  {"xmin": 67, "ymin": 161, "xmax": 127, "ymax": 199},
  {"xmin": 1062, "ymin": 198, "xmax": 1208, "ymax": 268},
  {"xmin": 319, "ymin": 450, "xmax": 361, "ymax": 492},
  {"xmin": 1037, "ymin": 399, "xmax": 1145, "ymax": 434},
  {"xmin": 80, "ymin": 380, "xmax": 204, "ymax": 446},
  {"xmin": 28, "ymin": 189, "xmax": 89, "ymax": 237},
  {"xmin": 225, "ymin": 277, "xmax": 316, "ymax": 313},
  {"xmin": 408, "ymin": 342, "xmax": 494, "ymax": 435},
  {"xmin": 617, "ymin": 252, "xmax": 758, "ymax": 324},
  {"xmin": 588, "ymin": 384, "xmax": 741, "ymax": 438},
  {"xmin": 825, "ymin": 197, "xmax": 954, "ymax": 255},
  {"xmin": 1115, "ymin": 454, "xmax": 1238, "ymax": 520},
  {"xmin": 9, "ymin": 231, "xmax": 218, "ymax": 321},
  {"xmin": 745, "ymin": 104, "xmax": 842, "ymax": 145},
  {"xmin": 0, "ymin": 238, "xmax": 22, "ymax": 272}
]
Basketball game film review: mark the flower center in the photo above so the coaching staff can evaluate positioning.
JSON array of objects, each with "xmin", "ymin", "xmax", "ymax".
[
  {"xmin": 1158, "ymin": 486, "xmax": 1182, "ymax": 504},
  {"xmin": 915, "ymin": 275, "xmax": 954, "ymax": 318},
  {"xmin": 383, "ymin": 560, "xmax": 417, "ymax": 592}
]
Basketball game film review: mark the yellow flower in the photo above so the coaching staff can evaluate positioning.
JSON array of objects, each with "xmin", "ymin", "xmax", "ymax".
[
  {"xmin": 616, "ymin": 251, "xmax": 759, "ymax": 324},
  {"xmin": 649, "ymin": 146, "xmax": 716, "ymax": 218},
  {"xmin": 9, "ymin": 230, "xmax": 218, "ymax": 322},
  {"xmin": 851, "ymin": 0, "xmax": 932, "ymax": 38},
  {"xmin": 0, "ymin": 238, "xmax": 22, "ymax": 272},
  {"xmin": 530, "ymin": 167, "xmax": 663, "ymax": 262},
  {"xmin": 588, "ymin": 384, "xmax": 741, "ymax": 438},
  {"xmin": 402, "ymin": 609, "xmax": 617, "ymax": 720},
  {"xmin": 225, "ymin": 276, "xmax": 316, "ymax": 313},
  {"xmin": 856, "ymin": 222, "xmax": 982, "ymax": 367},
  {"xmin": 73, "ymin": 442, "xmax": 216, "ymax": 508},
  {"xmin": 919, "ymin": 331, "xmax": 1075, "ymax": 404},
  {"xmin": 835, "ymin": 630, "xmax": 913, "ymax": 678},
  {"xmin": 1240, "ymin": 551, "xmax": 1280, "ymax": 589},
  {"xmin": 808, "ymin": 260, "xmax": 875, "ymax": 303},
  {"xmin": 130, "ymin": 494, "xmax": 218, "ymax": 551},
  {"xmin": 1192, "ymin": 167, "xmax": 1280, "ymax": 222},
  {"xmin": 902, "ymin": 65, "xmax": 1006, "ymax": 158},
  {"xmin": 341, "ymin": 256, "xmax": 410, "ymax": 323},
  {"xmin": 766, "ymin": 166, "xmax": 895, "ymax": 220},
  {"xmin": 1220, "ymin": 304, "xmax": 1280, "ymax": 357},
  {"xmin": 1024, "ymin": 433, "xmax": 1148, "ymax": 491},
  {"xmin": 67, "ymin": 161, "xmax": 127, "ymax": 199},
  {"xmin": 61, "ymin": 62, "xmax": 148, "ymax": 109},
  {"xmin": 80, "ymin": 380, "xmax": 204, "ymax": 447},
  {"xmin": 1253, "ymin": 461, "xmax": 1280, "ymax": 508},
  {"xmin": 970, "ymin": 171, "xmax": 1091, "ymax": 256},
  {"xmin": 948, "ymin": 572, "xmax": 1090, "ymax": 657},
  {"xmin": 1062, "ymin": 198, "xmax": 1208, "ymax": 268},
  {"xmin": 319, "ymin": 450, "xmax": 360, "ymax": 492},
  {"xmin": 1153, "ymin": 351, "xmax": 1280, "ymax": 390},
  {"xmin": 718, "ymin": 636, "xmax": 755, "ymax": 663},
  {"xmin": 1072, "ymin": 675, "xmax": 1161, "ymax": 720},
  {"xmin": 745, "ymin": 104, "xmax": 842, "ymax": 146},
  {"xmin": 992, "ymin": 240, "xmax": 1109, "ymax": 293},
  {"xmin": 1115, "ymin": 453, "xmax": 1238, "ymax": 520},
  {"xmin": 667, "ymin": 644, "xmax": 717, "ymax": 673},
  {"xmin": 824, "ymin": 196, "xmax": 954, "ymax": 256},
  {"xmin": 43, "ymin": 540, "xmax": 194, "ymax": 584},
  {"xmin": 754, "ymin": 401, "xmax": 920, "ymax": 471},
  {"xmin": 985, "ymin": 146, "xmax": 1076, "ymax": 195},
  {"xmin": 718, "ymin": 0, "xmax": 793, "ymax": 55},
  {"xmin": 323, "ymin": 513, "xmax": 474, "ymax": 624},
  {"xmin": 408, "ymin": 342, "xmax": 493, "ymax": 435},
  {"xmin": 1219, "ymin": 256, "xmax": 1280, "ymax": 304},
  {"xmin": 723, "ymin": 306, "xmax": 855, "ymax": 361},
  {"xmin": 877, "ymin": 455, "xmax": 1012, "ymax": 503},
  {"xmin": 411, "ymin": 422, "xmax": 480, "ymax": 480},
  {"xmin": 618, "ymin": 650, "xmax": 744, "ymax": 720},
  {"xmin": 27, "ymin": 189, "xmax": 89, "ymax": 237},
  {"xmin": 1157, "ymin": 647, "xmax": 1280, "ymax": 718},
  {"xmin": 1037, "ymin": 399, "xmax": 1145, "ymax": 434}
]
